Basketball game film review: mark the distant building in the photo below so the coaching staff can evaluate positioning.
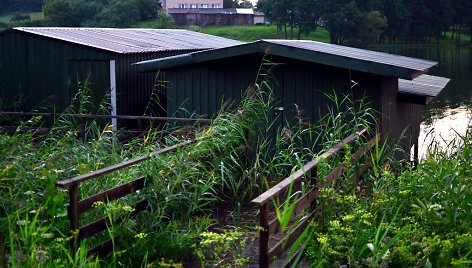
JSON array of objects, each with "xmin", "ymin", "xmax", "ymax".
[
  {"xmin": 159, "ymin": 0, "xmax": 223, "ymax": 12},
  {"xmin": 169, "ymin": 8, "xmax": 264, "ymax": 25}
]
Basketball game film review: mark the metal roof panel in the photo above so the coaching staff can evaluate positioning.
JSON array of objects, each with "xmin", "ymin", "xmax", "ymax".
[
  {"xmin": 265, "ymin": 39, "xmax": 437, "ymax": 72},
  {"xmin": 13, "ymin": 27, "xmax": 243, "ymax": 53},
  {"xmin": 135, "ymin": 40, "xmax": 438, "ymax": 79},
  {"xmin": 398, "ymin": 74, "xmax": 450, "ymax": 97}
]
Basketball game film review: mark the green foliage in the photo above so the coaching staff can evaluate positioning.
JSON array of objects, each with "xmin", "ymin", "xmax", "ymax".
[
  {"xmin": 43, "ymin": 0, "xmax": 102, "ymax": 27},
  {"xmin": 193, "ymin": 227, "xmax": 251, "ymax": 266},
  {"xmin": 257, "ymin": 0, "xmax": 319, "ymax": 39},
  {"xmin": 97, "ymin": 0, "xmax": 140, "ymax": 27},
  {"xmin": 156, "ymin": 11, "xmax": 175, "ymax": 29},
  {"xmin": 305, "ymin": 124, "xmax": 472, "ymax": 267},
  {"xmin": 224, "ymin": 0, "xmax": 253, "ymax": 8}
]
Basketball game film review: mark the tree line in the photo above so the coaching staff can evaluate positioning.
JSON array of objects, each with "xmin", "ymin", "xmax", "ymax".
[
  {"xmin": 0, "ymin": 0, "xmax": 158, "ymax": 28},
  {"xmin": 257, "ymin": 0, "xmax": 472, "ymax": 46}
]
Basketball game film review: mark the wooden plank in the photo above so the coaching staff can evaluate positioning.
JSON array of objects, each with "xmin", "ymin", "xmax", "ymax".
[
  {"xmin": 0, "ymin": 111, "xmax": 212, "ymax": 123},
  {"xmin": 87, "ymin": 236, "xmax": 119, "ymax": 257},
  {"xmin": 268, "ymin": 188, "xmax": 318, "ymax": 235},
  {"xmin": 259, "ymin": 203, "xmax": 270, "ymax": 268},
  {"xmin": 252, "ymin": 128, "xmax": 367, "ymax": 205},
  {"xmin": 320, "ymin": 134, "xmax": 378, "ymax": 187},
  {"xmin": 268, "ymin": 210, "xmax": 316, "ymax": 260},
  {"xmin": 57, "ymin": 140, "xmax": 193, "ymax": 188},
  {"xmin": 79, "ymin": 199, "xmax": 148, "ymax": 240},
  {"xmin": 77, "ymin": 177, "xmax": 145, "ymax": 215},
  {"xmin": 322, "ymin": 165, "xmax": 347, "ymax": 187},
  {"xmin": 69, "ymin": 184, "xmax": 79, "ymax": 255},
  {"xmin": 351, "ymin": 134, "xmax": 378, "ymax": 162},
  {"xmin": 0, "ymin": 231, "xmax": 6, "ymax": 268},
  {"xmin": 284, "ymin": 246, "xmax": 305, "ymax": 268}
]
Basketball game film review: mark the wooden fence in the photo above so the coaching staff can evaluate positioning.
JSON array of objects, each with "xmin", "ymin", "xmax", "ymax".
[
  {"xmin": 56, "ymin": 140, "xmax": 194, "ymax": 257},
  {"xmin": 252, "ymin": 128, "xmax": 378, "ymax": 267},
  {"xmin": 0, "ymin": 111, "xmax": 211, "ymax": 134}
]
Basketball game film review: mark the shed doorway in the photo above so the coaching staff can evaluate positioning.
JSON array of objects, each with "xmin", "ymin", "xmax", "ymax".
[{"xmin": 67, "ymin": 60, "xmax": 116, "ymax": 129}]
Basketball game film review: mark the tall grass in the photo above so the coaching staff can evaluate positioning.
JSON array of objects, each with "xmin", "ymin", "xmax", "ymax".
[{"xmin": 305, "ymin": 117, "xmax": 472, "ymax": 267}]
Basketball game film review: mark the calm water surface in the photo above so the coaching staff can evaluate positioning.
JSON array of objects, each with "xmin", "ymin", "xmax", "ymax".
[{"xmin": 382, "ymin": 46, "xmax": 472, "ymax": 158}]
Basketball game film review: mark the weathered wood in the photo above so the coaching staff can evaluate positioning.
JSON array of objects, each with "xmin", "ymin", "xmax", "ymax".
[
  {"xmin": 284, "ymin": 246, "xmax": 305, "ymax": 268},
  {"xmin": 268, "ymin": 189, "xmax": 318, "ymax": 236},
  {"xmin": 0, "ymin": 111, "xmax": 212, "ymax": 123},
  {"xmin": 57, "ymin": 140, "xmax": 194, "ymax": 188},
  {"xmin": 252, "ymin": 127, "xmax": 367, "ymax": 205},
  {"xmin": 320, "ymin": 134, "xmax": 378, "ymax": 187},
  {"xmin": 87, "ymin": 236, "xmax": 119, "ymax": 257},
  {"xmin": 79, "ymin": 199, "xmax": 148, "ymax": 240},
  {"xmin": 268, "ymin": 210, "xmax": 316, "ymax": 260},
  {"xmin": 0, "ymin": 230, "xmax": 6, "ymax": 268},
  {"xmin": 69, "ymin": 184, "xmax": 79, "ymax": 255},
  {"xmin": 77, "ymin": 177, "xmax": 146, "ymax": 215},
  {"xmin": 254, "ymin": 128, "xmax": 375, "ymax": 267},
  {"xmin": 322, "ymin": 165, "xmax": 347, "ymax": 186},
  {"xmin": 259, "ymin": 203, "xmax": 269, "ymax": 268}
]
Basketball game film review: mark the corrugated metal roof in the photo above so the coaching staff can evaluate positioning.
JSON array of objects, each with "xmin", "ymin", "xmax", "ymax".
[
  {"xmin": 12, "ymin": 27, "xmax": 243, "ymax": 54},
  {"xmin": 398, "ymin": 74, "xmax": 450, "ymax": 97},
  {"xmin": 266, "ymin": 40, "xmax": 436, "ymax": 72},
  {"xmin": 135, "ymin": 40, "xmax": 438, "ymax": 79}
]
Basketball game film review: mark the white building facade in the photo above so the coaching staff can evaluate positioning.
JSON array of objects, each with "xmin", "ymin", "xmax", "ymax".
[{"xmin": 160, "ymin": 0, "xmax": 223, "ymax": 11}]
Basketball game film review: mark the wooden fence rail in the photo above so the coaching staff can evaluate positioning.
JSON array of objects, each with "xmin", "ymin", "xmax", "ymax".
[
  {"xmin": 56, "ymin": 140, "xmax": 194, "ymax": 257},
  {"xmin": 252, "ymin": 128, "xmax": 379, "ymax": 267},
  {"xmin": 0, "ymin": 111, "xmax": 212, "ymax": 134},
  {"xmin": 0, "ymin": 230, "xmax": 6, "ymax": 268},
  {"xmin": 0, "ymin": 111, "xmax": 212, "ymax": 123}
]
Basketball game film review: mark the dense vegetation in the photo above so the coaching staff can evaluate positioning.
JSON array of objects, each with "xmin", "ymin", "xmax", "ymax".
[
  {"xmin": 2, "ymin": 0, "xmax": 471, "ymax": 48},
  {"xmin": 258, "ymin": 0, "xmax": 472, "ymax": 46},
  {"xmin": 305, "ymin": 119, "xmax": 472, "ymax": 267},
  {"xmin": 1, "ymin": 66, "xmax": 471, "ymax": 266}
]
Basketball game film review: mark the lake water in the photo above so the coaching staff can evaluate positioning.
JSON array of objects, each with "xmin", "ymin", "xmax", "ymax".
[{"xmin": 381, "ymin": 46, "xmax": 472, "ymax": 159}]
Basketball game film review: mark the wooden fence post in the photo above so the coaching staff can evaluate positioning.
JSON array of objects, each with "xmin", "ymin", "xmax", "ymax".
[
  {"xmin": 0, "ymin": 230, "xmax": 6, "ymax": 268},
  {"xmin": 259, "ymin": 202, "xmax": 269, "ymax": 268},
  {"xmin": 310, "ymin": 166, "xmax": 318, "ymax": 212},
  {"xmin": 69, "ymin": 184, "xmax": 79, "ymax": 257}
]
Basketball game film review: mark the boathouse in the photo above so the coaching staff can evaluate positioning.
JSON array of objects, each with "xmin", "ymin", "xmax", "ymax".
[
  {"xmin": 0, "ymin": 27, "xmax": 241, "ymax": 128},
  {"xmin": 135, "ymin": 40, "xmax": 450, "ymax": 159}
]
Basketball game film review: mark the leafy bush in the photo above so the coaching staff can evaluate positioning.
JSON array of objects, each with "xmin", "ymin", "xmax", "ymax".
[
  {"xmin": 306, "ymin": 123, "xmax": 472, "ymax": 267},
  {"xmin": 156, "ymin": 11, "xmax": 175, "ymax": 29}
]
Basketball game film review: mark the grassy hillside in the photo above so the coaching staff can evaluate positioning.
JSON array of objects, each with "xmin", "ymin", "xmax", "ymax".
[
  {"xmin": 0, "ymin": 11, "xmax": 44, "ymax": 29},
  {"xmin": 199, "ymin": 25, "xmax": 331, "ymax": 42}
]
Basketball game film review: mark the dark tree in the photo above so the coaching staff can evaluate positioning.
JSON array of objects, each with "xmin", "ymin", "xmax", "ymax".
[
  {"xmin": 44, "ymin": 0, "xmax": 102, "ymax": 27},
  {"xmin": 381, "ymin": 0, "xmax": 409, "ymax": 43},
  {"xmin": 98, "ymin": 0, "xmax": 140, "ymax": 27},
  {"xmin": 258, "ymin": 0, "xmax": 319, "ymax": 39},
  {"xmin": 224, "ymin": 0, "xmax": 253, "ymax": 8}
]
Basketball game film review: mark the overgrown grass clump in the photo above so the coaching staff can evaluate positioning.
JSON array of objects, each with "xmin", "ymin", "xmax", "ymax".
[
  {"xmin": 1, "ymin": 72, "xmax": 471, "ymax": 267},
  {"xmin": 0, "ymin": 76, "xmax": 276, "ymax": 266},
  {"xmin": 306, "ymin": 120, "xmax": 472, "ymax": 267}
]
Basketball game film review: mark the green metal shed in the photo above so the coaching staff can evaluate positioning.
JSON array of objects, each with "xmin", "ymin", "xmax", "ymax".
[
  {"xmin": 0, "ymin": 27, "xmax": 242, "ymax": 129},
  {"xmin": 135, "ymin": 40, "xmax": 450, "ymax": 160}
]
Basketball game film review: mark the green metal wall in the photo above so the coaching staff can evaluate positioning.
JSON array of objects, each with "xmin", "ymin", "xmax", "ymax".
[
  {"xmin": 164, "ymin": 54, "xmax": 422, "ymax": 157},
  {"xmin": 165, "ymin": 54, "xmax": 382, "ymax": 126},
  {"xmin": 0, "ymin": 31, "xmax": 113, "ymax": 111},
  {"xmin": 0, "ymin": 30, "xmax": 199, "ymax": 128}
]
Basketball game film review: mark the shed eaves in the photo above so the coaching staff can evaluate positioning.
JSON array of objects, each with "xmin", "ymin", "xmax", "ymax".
[
  {"xmin": 135, "ymin": 40, "xmax": 438, "ymax": 80},
  {"xmin": 12, "ymin": 27, "xmax": 243, "ymax": 54},
  {"xmin": 398, "ymin": 74, "xmax": 450, "ymax": 97},
  {"xmin": 266, "ymin": 40, "xmax": 436, "ymax": 73}
]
